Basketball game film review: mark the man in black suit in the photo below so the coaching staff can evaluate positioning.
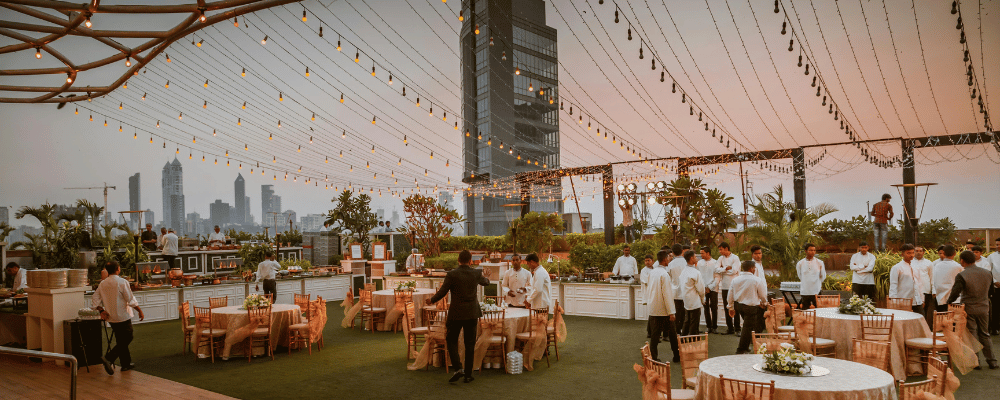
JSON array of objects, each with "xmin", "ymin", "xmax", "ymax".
[
  {"xmin": 425, "ymin": 250, "xmax": 492, "ymax": 383},
  {"xmin": 947, "ymin": 250, "xmax": 998, "ymax": 369}
]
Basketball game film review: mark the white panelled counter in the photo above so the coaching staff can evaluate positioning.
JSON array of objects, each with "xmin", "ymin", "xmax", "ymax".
[
  {"xmin": 561, "ymin": 282, "xmax": 635, "ymax": 319},
  {"xmin": 84, "ymin": 275, "xmax": 351, "ymax": 324},
  {"xmin": 632, "ymin": 285, "xmax": 647, "ymax": 320}
]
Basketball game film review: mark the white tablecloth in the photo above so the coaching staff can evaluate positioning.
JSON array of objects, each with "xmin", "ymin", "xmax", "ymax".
[
  {"xmin": 196, "ymin": 304, "xmax": 301, "ymax": 358},
  {"xmin": 812, "ymin": 307, "xmax": 930, "ymax": 380},
  {"xmin": 428, "ymin": 307, "xmax": 532, "ymax": 369},
  {"xmin": 696, "ymin": 355, "xmax": 896, "ymax": 400},
  {"xmin": 372, "ymin": 288, "xmax": 436, "ymax": 331}
]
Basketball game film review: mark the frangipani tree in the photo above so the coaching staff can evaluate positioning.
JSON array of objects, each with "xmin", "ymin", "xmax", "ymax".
[
  {"xmin": 398, "ymin": 194, "xmax": 465, "ymax": 257},
  {"xmin": 325, "ymin": 191, "xmax": 379, "ymax": 257},
  {"xmin": 744, "ymin": 185, "xmax": 837, "ymax": 280}
]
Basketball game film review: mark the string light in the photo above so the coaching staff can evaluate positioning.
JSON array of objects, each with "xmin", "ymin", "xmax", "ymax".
[
  {"xmin": 241, "ymin": 68, "xmax": 246, "ymax": 77},
  {"xmin": 35, "ymin": 47, "xmax": 41, "ymax": 59},
  {"xmin": 66, "ymin": 74, "xmax": 73, "ymax": 83},
  {"xmin": 261, "ymin": 35, "xmax": 267, "ymax": 45},
  {"xmin": 125, "ymin": 57, "xmax": 131, "ymax": 67},
  {"xmin": 233, "ymin": 17, "xmax": 238, "ymax": 27}
]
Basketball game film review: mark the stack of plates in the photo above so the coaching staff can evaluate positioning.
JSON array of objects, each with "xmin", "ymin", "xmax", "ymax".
[
  {"xmin": 26, "ymin": 270, "xmax": 43, "ymax": 288},
  {"xmin": 46, "ymin": 269, "xmax": 68, "ymax": 288},
  {"xmin": 67, "ymin": 269, "xmax": 89, "ymax": 288}
]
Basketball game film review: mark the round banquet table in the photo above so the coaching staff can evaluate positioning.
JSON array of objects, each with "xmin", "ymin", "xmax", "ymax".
[
  {"xmin": 372, "ymin": 288, "xmax": 436, "ymax": 331},
  {"xmin": 196, "ymin": 304, "xmax": 301, "ymax": 359},
  {"xmin": 812, "ymin": 307, "xmax": 930, "ymax": 380},
  {"xmin": 695, "ymin": 355, "xmax": 896, "ymax": 400}
]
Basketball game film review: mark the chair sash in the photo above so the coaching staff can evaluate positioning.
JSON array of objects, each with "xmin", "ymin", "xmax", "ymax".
[
  {"xmin": 472, "ymin": 319, "xmax": 506, "ymax": 370},
  {"xmin": 551, "ymin": 303, "xmax": 568, "ymax": 343},
  {"xmin": 793, "ymin": 312, "xmax": 815, "ymax": 353},
  {"xmin": 733, "ymin": 389, "xmax": 759, "ymax": 400},
  {"xmin": 227, "ymin": 311, "xmax": 267, "ymax": 348},
  {"xmin": 928, "ymin": 361, "xmax": 961, "ymax": 400},
  {"xmin": 384, "ymin": 300, "xmax": 405, "ymax": 330},
  {"xmin": 912, "ymin": 392, "xmax": 947, "ymax": 400},
  {"xmin": 406, "ymin": 326, "xmax": 448, "ymax": 370},
  {"xmin": 937, "ymin": 308, "xmax": 982, "ymax": 375},
  {"xmin": 521, "ymin": 313, "xmax": 550, "ymax": 371},
  {"xmin": 679, "ymin": 339, "xmax": 709, "ymax": 363},
  {"xmin": 633, "ymin": 364, "xmax": 668, "ymax": 400},
  {"xmin": 309, "ymin": 299, "xmax": 328, "ymax": 342},
  {"xmin": 764, "ymin": 307, "xmax": 776, "ymax": 333},
  {"xmin": 340, "ymin": 291, "xmax": 364, "ymax": 328}
]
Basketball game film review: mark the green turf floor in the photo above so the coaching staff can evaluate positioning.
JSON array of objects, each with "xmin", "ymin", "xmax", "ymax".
[{"xmin": 127, "ymin": 306, "xmax": 999, "ymax": 400}]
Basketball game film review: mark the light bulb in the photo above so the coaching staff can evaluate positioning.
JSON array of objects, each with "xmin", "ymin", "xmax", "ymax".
[
  {"xmin": 242, "ymin": 101, "xmax": 246, "ymax": 109},
  {"xmin": 372, "ymin": 115, "xmax": 376, "ymax": 124},
  {"xmin": 261, "ymin": 36, "xmax": 267, "ymax": 45},
  {"xmin": 197, "ymin": 39, "xmax": 203, "ymax": 47},
  {"xmin": 305, "ymin": 67, "xmax": 309, "ymax": 77},
  {"xmin": 178, "ymin": 112, "xmax": 182, "ymax": 120},
  {"xmin": 302, "ymin": 9, "xmax": 307, "ymax": 22},
  {"xmin": 388, "ymin": 74, "xmax": 393, "ymax": 85},
  {"xmin": 66, "ymin": 74, "xmax": 73, "ymax": 83},
  {"xmin": 279, "ymin": 92, "xmax": 283, "ymax": 101},
  {"xmin": 204, "ymin": 79, "xmax": 208, "ymax": 87},
  {"xmin": 311, "ymin": 113, "xmax": 315, "ymax": 121},
  {"xmin": 337, "ymin": 38, "xmax": 341, "ymax": 51},
  {"xmin": 85, "ymin": 16, "xmax": 92, "ymax": 28},
  {"xmin": 372, "ymin": 64, "xmax": 376, "ymax": 76},
  {"xmin": 340, "ymin": 93, "xmax": 344, "ymax": 103},
  {"xmin": 199, "ymin": 10, "xmax": 206, "ymax": 22},
  {"xmin": 459, "ymin": 10, "xmax": 464, "ymax": 21},
  {"xmin": 165, "ymin": 81, "xmax": 170, "ymax": 88},
  {"xmin": 125, "ymin": 57, "xmax": 131, "ymax": 67},
  {"xmin": 475, "ymin": 24, "xmax": 480, "ymax": 35},
  {"xmin": 234, "ymin": 17, "xmax": 239, "ymax": 27},
  {"xmin": 241, "ymin": 68, "xmax": 246, "ymax": 77},
  {"xmin": 515, "ymin": 67, "xmax": 520, "ymax": 75},
  {"xmin": 355, "ymin": 52, "xmax": 359, "ymax": 62}
]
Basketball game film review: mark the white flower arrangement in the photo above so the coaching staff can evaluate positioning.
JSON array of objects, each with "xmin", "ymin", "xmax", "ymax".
[
  {"xmin": 480, "ymin": 297, "xmax": 504, "ymax": 312},
  {"xmin": 395, "ymin": 281, "xmax": 417, "ymax": 291},
  {"xmin": 758, "ymin": 343, "xmax": 814, "ymax": 375},
  {"xmin": 243, "ymin": 293, "xmax": 271, "ymax": 309},
  {"xmin": 837, "ymin": 295, "xmax": 880, "ymax": 315}
]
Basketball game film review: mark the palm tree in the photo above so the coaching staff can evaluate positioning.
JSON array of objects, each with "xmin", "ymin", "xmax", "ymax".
[
  {"xmin": 0, "ymin": 222, "xmax": 14, "ymax": 243},
  {"xmin": 75, "ymin": 199, "xmax": 104, "ymax": 239},
  {"xmin": 744, "ymin": 186, "xmax": 837, "ymax": 281},
  {"xmin": 15, "ymin": 203, "xmax": 58, "ymax": 243}
]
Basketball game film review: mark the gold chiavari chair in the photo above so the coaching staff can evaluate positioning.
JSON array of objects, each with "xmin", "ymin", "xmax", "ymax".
[
  {"xmin": 678, "ymin": 334, "xmax": 708, "ymax": 390},
  {"xmin": 359, "ymin": 289, "xmax": 386, "ymax": 333},
  {"xmin": 860, "ymin": 313, "xmax": 895, "ymax": 343},
  {"xmin": 792, "ymin": 309, "xmax": 836, "ymax": 357},
  {"xmin": 245, "ymin": 304, "xmax": 273, "ymax": 362},
  {"xmin": 887, "ymin": 297, "xmax": 913, "ymax": 311},
  {"xmin": 897, "ymin": 377, "xmax": 938, "ymax": 400},
  {"xmin": 719, "ymin": 375, "xmax": 774, "ymax": 400},
  {"xmin": 194, "ymin": 306, "xmax": 226, "ymax": 363},
  {"xmin": 753, "ymin": 332, "xmax": 794, "ymax": 354},
  {"xmin": 852, "ymin": 338, "xmax": 891, "ymax": 372},
  {"xmin": 816, "ymin": 294, "xmax": 841, "ymax": 308},
  {"xmin": 208, "ymin": 296, "xmax": 228, "ymax": 309}
]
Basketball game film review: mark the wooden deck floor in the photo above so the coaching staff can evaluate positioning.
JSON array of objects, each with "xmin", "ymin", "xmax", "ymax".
[{"xmin": 0, "ymin": 355, "xmax": 236, "ymax": 400}]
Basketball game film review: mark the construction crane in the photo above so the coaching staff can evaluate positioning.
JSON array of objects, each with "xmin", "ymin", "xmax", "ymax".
[{"xmin": 64, "ymin": 182, "xmax": 116, "ymax": 225}]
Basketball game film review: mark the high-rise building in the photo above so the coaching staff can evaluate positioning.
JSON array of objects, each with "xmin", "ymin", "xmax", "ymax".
[
  {"xmin": 271, "ymin": 195, "xmax": 282, "ymax": 217},
  {"xmin": 461, "ymin": 0, "xmax": 561, "ymax": 236},
  {"xmin": 282, "ymin": 209, "xmax": 297, "ymax": 232},
  {"xmin": 144, "ymin": 209, "xmax": 154, "ymax": 227},
  {"xmin": 234, "ymin": 174, "xmax": 246, "ymax": 224},
  {"xmin": 209, "ymin": 200, "xmax": 230, "ymax": 231},
  {"xmin": 261, "ymin": 185, "xmax": 274, "ymax": 222},
  {"xmin": 161, "ymin": 158, "xmax": 186, "ymax": 235},
  {"xmin": 0, "ymin": 206, "xmax": 8, "ymax": 226},
  {"xmin": 300, "ymin": 214, "xmax": 326, "ymax": 232},
  {"xmin": 128, "ymin": 173, "xmax": 141, "ymax": 229},
  {"xmin": 438, "ymin": 191, "xmax": 455, "ymax": 208},
  {"xmin": 244, "ymin": 196, "xmax": 251, "ymax": 224},
  {"xmin": 186, "ymin": 212, "xmax": 204, "ymax": 236}
]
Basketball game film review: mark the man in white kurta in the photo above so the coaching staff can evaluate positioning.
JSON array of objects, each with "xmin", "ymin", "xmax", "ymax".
[
  {"xmin": 666, "ymin": 244, "xmax": 688, "ymax": 333},
  {"xmin": 933, "ymin": 245, "xmax": 963, "ymax": 312},
  {"xmin": 697, "ymin": 248, "xmax": 720, "ymax": 334},
  {"xmin": 404, "ymin": 249, "xmax": 423, "ymax": 273},
  {"xmin": 208, "ymin": 225, "xmax": 226, "ymax": 246},
  {"xmin": 524, "ymin": 254, "xmax": 551, "ymax": 310},
  {"xmin": 5, "ymin": 262, "xmax": 27, "ymax": 291},
  {"xmin": 889, "ymin": 244, "xmax": 924, "ymax": 314},
  {"xmin": 640, "ymin": 254, "xmax": 656, "ymax": 338},
  {"xmin": 501, "ymin": 255, "xmax": 532, "ymax": 307},
  {"xmin": 716, "ymin": 242, "xmax": 741, "ymax": 334},
  {"xmin": 679, "ymin": 251, "xmax": 705, "ymax": 335},
  {"xmin": 912, "ymin": 246, "xmax": 935, "ymax": 327},
  {"xmin": 612, "ymin": 246, "xmax": 638, "ymax": 277},
  {"xmin": 850, "ymin": 242, "xmax": 877, "ymax": 300},
  {"xmin": 749, "ymin": 246, "xmax": 766, "ymax": 279},
  {"xmin": 796, "ymin": 244, "xmax": 827, "ymax": 310},
  {"xmin": 647, "ymin": 250, "xmax": 677, "ymax": 362}
]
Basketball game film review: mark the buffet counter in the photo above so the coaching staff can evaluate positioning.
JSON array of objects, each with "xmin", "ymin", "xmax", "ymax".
[
  {"xmin": 148, "ymin": 247, "xmax": 303, "ymax": 275},
  {"xmin": 83, "ymin": 274, "xmax": 350, "ymax": 325},
  {"xmin": 561, "ymin": 282, "xmax": 635, "ymax": 320}
]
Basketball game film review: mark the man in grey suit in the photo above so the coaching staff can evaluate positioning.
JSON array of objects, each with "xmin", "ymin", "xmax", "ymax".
[
  {"xmin": 426, "ymin": 250, "xmax": 492, "ymax": 383},
  {"xmin": 947, "ymin": 250, "xmax": 998, "ymax": 369}
]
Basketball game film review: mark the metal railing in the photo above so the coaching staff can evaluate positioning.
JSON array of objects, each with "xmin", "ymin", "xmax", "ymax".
[{"xmin": 0, "ymin": 346, "xmax": 77, "ymax": 400}]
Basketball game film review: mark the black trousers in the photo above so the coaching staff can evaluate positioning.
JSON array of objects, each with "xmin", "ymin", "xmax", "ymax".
[
  {"xmin": 924, "ymin": 294, "xmax": 937, "ymax": 330},
  {"xmin": 682, "ymin": 308, "xmax": 702, "ymax": 336},
  {"xmin": 262, "ymin": 279, "xmax": 277, "ymax": 298},
  {"xmin": 967, "ymin": 312, "xmax": 996, "ymax": 363},
  {"xmin": 648, "ymin": 316, "xmax": 679, "ymax": 361},
  {"xmin": 704, "ymin": 290, "xmax": 718, "ymax": 330},
  {"xmin": 990, "ymin": 286, "xmax": 1000, "ymax": 332},
  {"xmin": 799, "ymin": 295, "xmax": 818, "ymax": 310},
  {"xmin": 721, "ymin": 290, "xmax": 741, "ymax": 331},
  {"xmin": 853, "ymin": 284, "xmax": 876, "ymax": 300},
  {"xmin": 936, "ymin": 303, "xmax": 950, "ymax": 313},
  {"xmin": 106, "ymin": 320, "xmax": 134, "ymax": 366},
  {"xmin": 735, "ymin": 303, "xmax": 764, "ymax": 353},
  {"xmin": 674, "ymin": 300, "xmax": 686, "ymax": 333},
  {"xmin": 162, "ymin": 255, "xmax": 178, "ymax": 270},
  {"xmin": 446, "ymin": 318, "xmax": 478, "ymax": 376},
  {"xmin": 911, "ymin": 304, "xmax": 925, "ymax": 316}
]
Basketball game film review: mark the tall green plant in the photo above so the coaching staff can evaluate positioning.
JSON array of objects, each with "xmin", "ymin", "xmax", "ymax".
[
  {"xmin": 325, "ymin": 191, "xmax": 379, "ymax": 257},
  {"xmin": 0, "ymin": 222, "xmax": 15, "ymax": 243},
  {"xmin": 399, "ymin": 194, "xmax": 464, "ymax": 257},
  {"xmin": 744, "ymin": 186, "xmax": 837, "ymax": 281},
  {"xmin": 505, "ymin": 212, "xmax": 563, "ymax": 254},
  {"xmin": 652, "ymin": 176, "xmax": 735, "ymax": 246}
]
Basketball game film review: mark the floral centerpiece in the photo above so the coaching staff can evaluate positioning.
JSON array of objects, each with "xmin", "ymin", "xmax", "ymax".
[
  {"xmin": 758, "ymin": 343, "xmax": 814, "ymax": 375},
  {"xmin": 837, "ymin": 295, "xmax": 880, "ymax": 315},
  {"xmin": 243, "ymin": 293, "xmax": 271, "ymax": 309},
  {"xmin": 480, "ymin": 297, "xmax": 504, "ymax": 312},
  {"xmin": 395, "ymin": 281, "xmax": 417, "ymax": 291}
]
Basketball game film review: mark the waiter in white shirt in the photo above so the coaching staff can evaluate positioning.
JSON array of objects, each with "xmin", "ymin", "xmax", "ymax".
[
  {"xmin": 404, "ymin": 248, "xmax": 423, "ymax": 273},
  {"xmin": 647, "ymin": 250, "xmax": 679, "ymax": 362},
  {"xmin": 208, "ymin": 225, "xmax": 226, "ymax": 246},
  {"xmin": 92, "ymin": 261, "xmax": 144, "ymax": 374},
  {"xmin": 697, "ymin": 247, "xmax": 720, "ymax": 334},
  {"xmin": 933, "ymin": 245, "xmax": 963, "ymax": 312},
  {"xmin": 715, "ymin": 242, "xmax": 741, "ymax": 334},
  {"xmin": 501, "ymin": 255, "xmax": 532, "ymax": 307},
  {"xmin": 749, "ymin": 245, "xmax": 766, "ymax": 279},
  {"xmin": 850, "ymin": 242, "xmax": 878, "ymax": 300},
  {"xmin": 5, "ymin": 262, "xmax": 27, "ymax": 291},
  {"xmin": 666, "ymin": 244, "xmax": 688, "ymax": 333},
  {"xmin": 889, "ymin": 244, "xmax": 924, "ymax": 314},
  {"xmin": 912, "ymin": 246, "xmax": 935, "ymax": 327},
  {"xmin": 161, "ymin": 229, "xmax": 179, "ymax": 270},
  {"xmin": 988, "ymin": 238, "xmax": 1000, "ymax": 335},
  {"xmin": 679, "ymin": 251, "xmax": 706, "ymax": 335},
  {"xmin": 524, "ymin": 254, "xmax": 551, "ymax": 309},
  {"xmin": 639, "ymin": 254, "xmax": 656, "ymax": 338},
  {"xmin": 255, "ymin": 252, "xmax": 281, "ymax": 299},
  {"xmin": 727, "ymin": 261, "xmax": 768, "ymax": 354},
  {"xmin": 613, "ymin": 245, "xmax": 639, "ymax": 277},
  {"xmin": 795, "ymin": 243, "xmax": 826, "ymax": 310}
]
